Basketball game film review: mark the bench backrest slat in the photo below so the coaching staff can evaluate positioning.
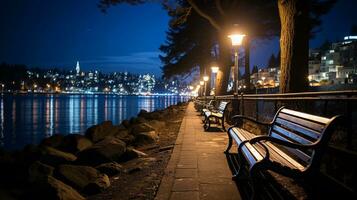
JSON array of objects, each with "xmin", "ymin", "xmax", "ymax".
[
  {"xmin": 218, "ymin": 101, "xmax": 229, "ymax": 114},
  {"xmin": 269, "ymin": 108, "xmax": 338, "ymax": 170}
]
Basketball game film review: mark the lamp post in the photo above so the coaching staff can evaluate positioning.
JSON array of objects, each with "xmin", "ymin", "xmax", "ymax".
[
  {"xmin": 200, "ymin": 81, "xmax": 204, "ymax": 96},
  {"xmin": 211, "ymin": 66, "xmax": 219, "ymax": 95},
  {"xmin": 228, "ymin": 32, "xmax": 245, "ymax": 94},
  {"xmin": 203, "ymin": 76, "xmax": 209, "ymax": 97}
]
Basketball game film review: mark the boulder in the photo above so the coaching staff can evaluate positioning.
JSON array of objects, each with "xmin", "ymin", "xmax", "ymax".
[
  {"xmin": 131, "ymin": 123, "xmax": 155, "ymax": 135},
  {"xmin": 41, "ymin": 147, "xmax": 77, "ymax": 166},
  {"xmin": 148, "ymin": 120, "xmax": 166, "ymax": 131},
  {"xmin": 114, "ymin": 129, "xmax": 129, "ymax": 140},
  {"xmin": 121, "ymin": 119, "xmax": 130, "ymax": 129},
  {"xmin": 119, "ymin": 147, "xmax": 147, "ymax": 162},
  {"xmin": 95, "ymin": 162, "xmax": 123, "ymax": 176},
  {"xmin": 57, "ymin": 165, "xmax": 110, "ymax": 195},
  {"xmin": 28, "ymin": 161, "xmax": 54, "ymax": 183},
  {"xmin": 28, "ymin": 176, "xmax": 85, "ymax": 200},
  {"xmin": 135, "ymin": 131, "xmax": 158, "ymax": 145},
  {"xmin": 85, "ymin": 121, "xmax": 126, "ymax": 142},
  {"xmin": 40, "ymin": 134, "xmax": 64, "ymax": 148},
  {"xmin": 76, "ymin": 137, "xmax": 126, "ymax": 166},
  {"xmin": 60, "ymin": 134, "xmax": 93, "ymax": 153}
]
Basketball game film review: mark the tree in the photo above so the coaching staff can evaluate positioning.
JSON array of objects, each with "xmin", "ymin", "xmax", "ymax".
[
  {"xmin": 99, "ymin": 0, "xmax": 336, "ymax": 94},
  {"xmin": 252, "ymin": 65, "xmax": 259, "ymax": 74},
  {"xmin": 267, "ymin": 53, "xmax": 277, "ymax": 68},
  {"xmin": 278, "ymin": 0, "xmax": 336, "ymax": 93}
]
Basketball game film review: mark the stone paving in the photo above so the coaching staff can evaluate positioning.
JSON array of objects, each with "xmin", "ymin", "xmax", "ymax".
[{"xmin": 155, "ymin": 102, "xmax": 241, "ymax": 200}]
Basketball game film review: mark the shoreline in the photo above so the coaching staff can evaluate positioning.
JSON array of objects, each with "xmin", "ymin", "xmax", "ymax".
[{"xmin": 0, "ymin": 101, "xmax": 188, "ymax": 200}]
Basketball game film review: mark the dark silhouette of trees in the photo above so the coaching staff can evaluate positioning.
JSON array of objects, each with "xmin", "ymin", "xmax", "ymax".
[
  {"xmin": 278, "ymin": 0, "xmax": 336, "ymax": 93},
  {"xmin": 252, "ymin": 65, "xmax": 259, "ymax": 74},
  {"xmin": 99, "ymin": 0, "xmax": 336, "ymax": 94}
]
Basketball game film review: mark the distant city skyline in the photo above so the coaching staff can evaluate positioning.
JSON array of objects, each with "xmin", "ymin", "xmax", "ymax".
[{"xmin": 0, "ymin": 0, "xmax": 356, "ymax": 76}]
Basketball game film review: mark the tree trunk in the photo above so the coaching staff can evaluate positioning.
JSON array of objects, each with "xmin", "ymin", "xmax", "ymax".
[
  {"xmin": 278, "ymin": 0, "xmax": 309, "ymax": 93},
  {"xmin": 215, "ymin": 32, "xmax": 231, "ymax": 95},
  {"xmin": 244, "ymin": 37, "xmax": 251, "ymax": 90}
]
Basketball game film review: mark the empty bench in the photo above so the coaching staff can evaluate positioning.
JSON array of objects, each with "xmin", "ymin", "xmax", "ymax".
[
  {"xmin": 203, "ymin": 101, "xmax": 229, "ymax": 131},
  {"xmin": 225, "ymin": 107, "xmax": 341, "ymax": 199}
]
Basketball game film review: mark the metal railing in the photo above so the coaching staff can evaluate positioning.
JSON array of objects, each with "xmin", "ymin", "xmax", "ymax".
[{"xmin": 198, "ymin": 90, "xmax": 357, "ymax": 192}]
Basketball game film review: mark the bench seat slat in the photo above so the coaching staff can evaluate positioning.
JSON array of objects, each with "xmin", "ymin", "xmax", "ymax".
[
  {"xmin": 278, "ymin": 113, "xmax": 325, "ymax": 132},
  {"xmin": 275, "ymin": 117, "xmax": 320, "ymax": 140}
]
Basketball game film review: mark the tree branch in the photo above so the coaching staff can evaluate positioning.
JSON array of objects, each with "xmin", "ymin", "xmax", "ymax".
[
  {"xmin": 215, "ymin": 0, "xmax": 226, "ymax": 18},
  {"xmin": 187, "ymin": 0, "xmax": 222, "ymax": 31}
]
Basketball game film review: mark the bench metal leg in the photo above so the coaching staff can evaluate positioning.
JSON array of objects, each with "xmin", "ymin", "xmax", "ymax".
[
  {"xmin": 224, "ymin": 128, "xmax": 233, "ymax": 154},
  {"xmin": 249, "ymin": 167, "xmax": 261, "ymax": 200},
  {"xmin": 221, "ymin": 117, "xmax": 226, "ymax": 131}
]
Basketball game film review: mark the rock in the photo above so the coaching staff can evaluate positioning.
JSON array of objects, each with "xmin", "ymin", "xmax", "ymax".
[
  {"xmin": 58, "ymin": 165, "xmax": 110, "ymax": 195},
  {"xmin": 60, "ymin": 134, "xmax": 93, "ymax": 153},
  {"xmin": 119, "ymin": 147, "xmax": 147, "ymax": 162},
  {"xmin": 159, "ymin": 145, "xmax": 174, "ymax": 152},
  {"xmin": 85, "ymin": 121, "xmax": 126, "ymax": 142},
  {"xmin": 95, "ymin": 162, "xmax": 123, "ymax": 176},
  {"xmin": 40, "ymin": 134, "xmax": 64, "ymax": 148},
  {"xmin": 131, "ymin": 123, "xmax": 155, "ymax": 135},
  {"xmin": 114, "ymin": 129, "xmax": 129, "ymax": 140},
  {"xmin": 121, "ymin": 119, "xmax": 130, "ymax": 128},
  {"xmin": 148, "ymin": 120, "xmax": 166, "ymax": 131},
  {"xmin": 28, "ymin": 161, "xmax": 54, "ymax": 183},
  {"xmin": 76, "ymin": 137, "xmax": 126, "ymax": 166},
  {"xmin": 28, "ymin": 176, "xmax": 85, "ymax": 200},
  {"xmin": 135, "ymin": 131, "xmax": 158, "ymax": 145},
  {"xmin": 41, "ymin": 147, "xmax": 77, "ymax": 166}
]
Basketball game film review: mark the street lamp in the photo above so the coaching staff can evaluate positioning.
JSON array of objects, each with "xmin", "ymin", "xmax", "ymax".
[
  {"xmin": 203, "ymin": 76, "xmax": 209, "ymax": 96},
  {"xmin": 211, "ymin": 66, "xmax": 219, "ymax": 95},
  {"xmin": 200, "ymin": 81, "xmax": 204, "ymax": 96},
  {"xmin": 228, "ymin": 31, "xmax": 245, "ymax": 94}
]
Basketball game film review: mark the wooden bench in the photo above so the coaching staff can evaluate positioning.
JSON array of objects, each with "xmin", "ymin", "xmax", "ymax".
[
  {"xmin": 203, "ymin": 101, "xmax": 229, "ymax": 131},
  {"xmin": 225, "ymin": 107, "xmax": 341, "ymax": 199}
]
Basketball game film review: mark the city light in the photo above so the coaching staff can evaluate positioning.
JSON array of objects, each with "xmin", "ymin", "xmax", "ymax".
[
  {"xmin": 211, "ymin": 66, "xmax": 219, "ymax": 73},
  {"xmin": 200, "ymin": 81, "xmax": 204, "ymax": 85},
  {"xmin": 203, "ymin": 76, "xmax": 209, "ymax": 82}
]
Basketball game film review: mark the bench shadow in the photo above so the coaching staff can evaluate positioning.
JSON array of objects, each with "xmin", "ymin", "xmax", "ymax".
[{"xmin": 225, "ymin": 153, "xmax": 356, "ymax": 200}]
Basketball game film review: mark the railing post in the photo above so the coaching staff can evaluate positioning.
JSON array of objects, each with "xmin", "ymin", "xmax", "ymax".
[
  {"xmin": 231, "ymin": 93, "xmax": 240, "ymax": 117},
  {"xmin": 241, "ymin": 92, "xmax": 244, "ymax": 116}
]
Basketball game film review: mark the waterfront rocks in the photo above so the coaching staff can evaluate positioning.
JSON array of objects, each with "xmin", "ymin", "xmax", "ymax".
[
  {"xmin": 40, "ymin": 134, "xmax": 64, "ymax": 148},
  {"xmin": 41, "ymin": 146, "xmax": 77, "ymax": 166},
  {"xmin": 61, "ymin": 134, "xmax": 93, "ymax": 154},
  {"xmin": 95, "ymin": 162, "xmax": 123, "ymax": 176},
  {"xmin": 29, "ymin": 176, "xmax": 85, "ymax": 200},
  {"xmin": 28, "ymin": 161, "xmax": 54, "ymax": 183},
  {"xmin": 0, "ymin": 101, "xmax": 188, "ymax": 199},
  {"xmin": 131, "ymin": 123, "xmax": 156, "ymax": 135},
  {"xmin": 58, "ymin": 165, "xmax": 110, "ymax": 194},
  {"xmin": 135, "ymin": 131, "xmax": 158, "ymax": 145},
  {"xmin": 119, "ymin": 147, "xmax": 147, "ymax": 162},
  {"xmin": 85, "ymin": 121, "xmax": 126, "ymax": 142},
  {"xmin": 77, "ymin": 137, "xmax": 126, "ymax": 166}
]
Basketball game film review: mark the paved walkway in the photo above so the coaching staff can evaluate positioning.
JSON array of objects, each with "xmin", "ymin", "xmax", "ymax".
[{"xmin": 155, "ymin": 102, "xmax": 241, "ymax": 200}]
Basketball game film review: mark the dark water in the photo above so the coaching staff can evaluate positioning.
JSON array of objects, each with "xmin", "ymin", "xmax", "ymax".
[{"xmin": 0, "ymin": 94, "xmax": 189, "ymax": 150}]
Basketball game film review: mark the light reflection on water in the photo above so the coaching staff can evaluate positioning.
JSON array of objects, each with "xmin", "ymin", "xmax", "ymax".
[{"xmin": 0, "ymin": 94, "xmax": 188, "ymax": 150}]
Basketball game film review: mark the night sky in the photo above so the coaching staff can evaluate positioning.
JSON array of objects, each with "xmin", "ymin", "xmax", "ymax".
[{"xmin": 0, "ymin": 0, "xmax": 356, "ymax": 76}]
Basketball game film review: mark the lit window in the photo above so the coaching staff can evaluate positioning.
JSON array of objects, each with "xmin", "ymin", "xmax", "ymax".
[
  {"xmin": 322, "ymin": 56, "xmax": 327, "ymax": 60},
  {"xmin": 328, "ymin": 60, "xmax": 334, "ymax": 64}
]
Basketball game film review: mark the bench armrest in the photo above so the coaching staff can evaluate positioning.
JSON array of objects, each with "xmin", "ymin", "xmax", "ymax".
[
  {"xmin": 231, "ymin": 115, "xmax": 272, "ymax": 127},
  {"xmin": 249, "ymin": 136, "xmax": 317, "ymax": 150}
]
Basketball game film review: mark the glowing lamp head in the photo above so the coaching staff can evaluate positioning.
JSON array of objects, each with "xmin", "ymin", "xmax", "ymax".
[
  {"xmin": 211, "ymin": 66, "xmax": 219, "ymax": 73},
  {"xmin": 228, "ymin": 34, "xmax": 245, "ymax": 46},
  {"xmin": 200, "ymin": 81, "xmax": 204, "ymax": 86},
  {"xmin": 189, "ymin": 86, "xmax": 194, "ymax": 90},
  {"xmin": 203, "ymin": 76, "xmax": 209, "ymax": 82}
]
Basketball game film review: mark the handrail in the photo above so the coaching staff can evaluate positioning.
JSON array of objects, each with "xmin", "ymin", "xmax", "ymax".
[{"xmin": 198, "ymin": 90, "xmax": 357, "ymax": 101}]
